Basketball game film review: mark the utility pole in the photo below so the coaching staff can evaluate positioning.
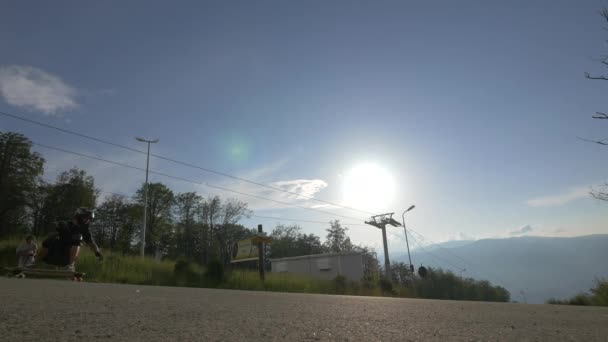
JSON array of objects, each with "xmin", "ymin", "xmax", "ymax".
[
  {"xmin": 135, "ymin": 137, "xmax": 159, "ymax": 258},
  {"xmin": 257, "ymin": 224, "xmax": 265, "ymax": 281},
  {"xmin": 365, "ymin": 213, "xmax": 402, "ymax": 280},
  {"xmin": 401, "ymin": 205, "xmax": 416, "ymax": 273}
]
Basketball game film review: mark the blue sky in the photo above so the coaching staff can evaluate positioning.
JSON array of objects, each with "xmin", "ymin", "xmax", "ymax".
[{"xmin": 1, "ymin": 0, "xmax": 606, "ymax": 252}]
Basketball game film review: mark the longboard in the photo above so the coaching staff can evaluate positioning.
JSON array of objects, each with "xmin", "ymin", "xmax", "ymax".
[{"xmin": 5, "ymin": 267, "xmax": 85, "ymax": 281}]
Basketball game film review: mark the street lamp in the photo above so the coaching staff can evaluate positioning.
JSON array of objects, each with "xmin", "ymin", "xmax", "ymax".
[
  {"xmin": 402, "ymin": 204, "xmax": 416, "ymax": 273},
  {"xmin": 135, "ymin": 137, "xmax": 159, "ymax": 258}
]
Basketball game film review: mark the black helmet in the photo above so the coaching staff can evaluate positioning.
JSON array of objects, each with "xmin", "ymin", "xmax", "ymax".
[{"xmin": 74, "ymin": 207, "xmax": 95, "ymax": 224}]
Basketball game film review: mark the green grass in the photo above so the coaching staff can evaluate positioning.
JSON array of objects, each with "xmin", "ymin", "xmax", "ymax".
[
  {"xmin": 0, "ymin": 238, "xmax": 21, "ymax": 267},
  {"xmin": 222, "ymin": 270, "xmax": 386, "ymax": 297},
  {"xmin": 0, "ymin": 239, "xmax": 499, "ymax": 301},
  {"xmin": 2, "ymin": 239, "xmax": 378, "ymax": 296},
  {"xmin": 223, "ymin": 270, "xmax": 332, "ymax": 293},
  {"xmin": 1, "ymin": 239, "xmax": 176, "ymax": 286},
  {"xmin": 0, "ymin": 239, "xmax": 404, "ymax": 298},
  {"xmin": 77, "ymin": 250, "xmax": 176, "ymax": 286}
]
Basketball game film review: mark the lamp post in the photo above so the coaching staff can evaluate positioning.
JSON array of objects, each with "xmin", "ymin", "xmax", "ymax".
[
  {"xmin": 402, "ymin": 204, "xmax": 416, "ymax": 272},
  {"xmin": 135, "ymin": 137, "xmax": 158, "ymax": 258}
]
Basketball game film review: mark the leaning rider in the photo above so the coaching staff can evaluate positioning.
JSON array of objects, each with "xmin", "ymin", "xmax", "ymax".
[{"xmin": 37, "ymin": 207, "xmax": 103, "ymax": 271}]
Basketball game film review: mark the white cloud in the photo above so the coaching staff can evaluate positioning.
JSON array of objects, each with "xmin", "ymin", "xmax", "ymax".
[
  {"xmin": 224, "ymin": 178, "xmax": 329, "ymax": 211},
  {"xmin": 526, "ymin": 186, "xmax": 589, "ymax": 207},
  {"xmin": 310, "ymin": 204, "xmax": 339, "ymax": 209},
  {"xmin": 508, "ymin": 224, "xmax": 534, "ymax": 236},
  {"xmin": 0, "ymin": 65, "xmax": 77, "ymax": 115},
  {"xmin": 445, "ymin": 231, "xmax": 476, "ymax": 241},
  {"xmin": 195, "ymin": 159, "xmax": 332, "ymax": 212},
  {"xmin": 269, "ymin": 179, "xmax": 328, "ymax": 200},
  {"xmin": 42, "ymin": 150, "xmax": 332, "ymax": 216}
]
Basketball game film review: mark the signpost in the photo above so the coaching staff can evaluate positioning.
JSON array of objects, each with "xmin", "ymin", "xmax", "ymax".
[
  {"xmin": 230, "ymin": 224, "xmax": 272, "ymax": 281},
  {"xmin": 231, "ymin": 239, "xmax": 260, "ymax": 263}
]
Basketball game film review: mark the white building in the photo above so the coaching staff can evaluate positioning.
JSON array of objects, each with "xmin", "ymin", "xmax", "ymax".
[{"xmin": 270, "ymin": 252, "xmax": 365, "ymax": 282}]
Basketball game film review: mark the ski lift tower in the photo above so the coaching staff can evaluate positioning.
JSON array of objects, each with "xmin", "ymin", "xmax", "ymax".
[{"xmin": 365, "ymin": 213, "xmax": 402, "ymax": 280}]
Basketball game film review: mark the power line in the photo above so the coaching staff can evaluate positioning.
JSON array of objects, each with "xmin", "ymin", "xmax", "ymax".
[
  {"xmin": 1, "ymin": 110, "xmax": 375, "ymax": 217},
  {"xmin": 206, "ymin": 183, "xmax": 364, "ymax": 222},
  {"xmin": 33, "ymin": 142, "xmax": 201, "ymax": 185},
  {"xmin": 406, "ymin": 228, "xmax": 472, "ymax": 265},
  {"xmin": 405, "ymin": 235, "xmax": 442, "ymax": 269},
  {"xmin": 407, "ymin": 228, "xmax": 514, "ymax": 288},
  {"xmin": 41, "ymin": 177, "xmax": 136, "ymax": 199},
  {"xmin": 407, "ymin": 233, "xmax": 467, "ymax": 272},
  {"xmin": 41, "ymin": 173, "xmax": 364, "ymax": 227},
  {"xmin": 250, "ymin": 214, "xmax": 368, "ymax": 226},
  {"xmin": 33, "ymin": 141, "xmax": 368, "ymax": 223}
]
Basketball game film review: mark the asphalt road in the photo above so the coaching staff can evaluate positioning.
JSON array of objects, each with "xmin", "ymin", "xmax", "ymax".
[{"xmin": 1, "ymin": 278, "xmax": 607, "ymax": 341}]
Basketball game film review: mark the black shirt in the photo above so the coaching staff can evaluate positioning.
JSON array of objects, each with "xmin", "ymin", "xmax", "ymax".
[{"xmin": 56, "ymin": 221, "xmax": 93, "ymax": 244}]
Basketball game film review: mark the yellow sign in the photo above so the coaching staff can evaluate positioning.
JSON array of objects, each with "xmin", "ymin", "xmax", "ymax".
[{"xmin": 231, "ymin": 238, "xmax": 259, "ymax": 263}]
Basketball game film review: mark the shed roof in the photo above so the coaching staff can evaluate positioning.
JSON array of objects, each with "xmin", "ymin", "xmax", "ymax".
[{"xmin": 269, "ymin": 252, "xmax": 362, "ymax": 262}]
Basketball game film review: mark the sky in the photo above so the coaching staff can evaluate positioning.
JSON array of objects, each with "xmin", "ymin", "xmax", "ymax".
[{"xmin": 1, "ymin": 0, "xmax": 607, "ymax": 254}]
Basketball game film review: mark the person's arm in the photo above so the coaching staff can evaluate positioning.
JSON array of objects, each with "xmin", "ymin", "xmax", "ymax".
[
  {"xmin": 87, "ymin": 241, "xmax": 101, "ymax": 254},
  {"xmin": 16, "ymin": 243, "xmax": 26, "ymax": 256},
  {"xmin": 83, "ymin": 228, "xmax": 103, "ymax": 260}
]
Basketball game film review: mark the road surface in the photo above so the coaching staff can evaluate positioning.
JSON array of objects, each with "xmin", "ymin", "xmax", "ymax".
[{"xmin": 1, "ymin": 278, "xmax": 606, "ymax": 341}]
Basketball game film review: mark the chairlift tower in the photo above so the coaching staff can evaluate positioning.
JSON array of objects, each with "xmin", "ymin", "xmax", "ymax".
[{"xmin": 365, "ymin": 213, "xmax": 402, "ymax": 280}]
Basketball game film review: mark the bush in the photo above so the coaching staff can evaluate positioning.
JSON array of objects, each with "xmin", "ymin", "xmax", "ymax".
[
  {"xmin": 204, "ymin": 259, "xmax": 224, "ymax": 286},
  {"xmin": 173, "ymin": 260, "xmax": 203, "ymax": 287},
  {"xmin": 547, "ymin": 279, "xmax": 608, "ymax": 307},
  {"xmin": 380, "ymin": 277, "xmax": 394, "ymax": 296},
  {"xmin": 568, "ymin": 294, "xmax": 592, "ymax": 306},
  {"xmin": 590, "ymin": 279, "xmax": 608, "ymax": 306},
  {"xmin": 332, "ymin": 275, "xmax": 347, "ymax": 294}
]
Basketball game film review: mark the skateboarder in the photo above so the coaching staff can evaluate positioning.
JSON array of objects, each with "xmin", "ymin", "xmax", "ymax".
[
  {"xmin": 37, "ymin": 207, "xmax": 103, "ymax": 271},
  {"xmin": 16, "ymin": 235, "xmax": 37, "ymax": 268}
]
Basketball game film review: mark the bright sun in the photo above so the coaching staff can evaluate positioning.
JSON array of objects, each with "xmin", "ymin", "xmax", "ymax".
[{"xmin": 343, "ymin": 163, "xmax": 396, "ymax": 212}]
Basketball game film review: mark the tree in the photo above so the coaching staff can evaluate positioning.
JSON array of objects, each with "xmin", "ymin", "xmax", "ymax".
[
  {"xmin": 93, "ymin": 194, "xmax": 139, "ymax": 254},
  {"xmin": 199, "ymin": 196, "xmax": 222, "ymax": 264},
  {"xmin": 215, "ymin": 198, "xmax": 252, "ymax": 265},
  {"xmin": 0, "ymin": 132, "xmax": 45, "ymax": 236},
  {"xmin": 323, "ymin": 220, "xmax": 354, "ymax": 253},
  {"xmin": 198, "ymin": 196, "xmax": 251, "ymax": 265},
  {"xmin": 29, "ymin": 179, "xmax": 50, "ymax": 236},
  {"xmin": 269, "ymin": 224, "xmax": 323, "ymax": 259},
  {"xmin": 39, "ymin": 168, "xmax": 98, "ymax": 234},
  {"xmin": 135, "ymin": 182, "xmax": 174, "ymax": 258},
  {"xmin": 390, "ymin": 261, "xmax": 415, "ymax": 287},
  {"xmin": 173, "ymin": 192, "xmax": 202, "ymax": 259},
  {"xmin": 413, "ymin": 267, "xmax": 510, "ymax": 302},
  {"xmin": 584, "ymin": 9, "xmax": 608, "ymax": 201}
]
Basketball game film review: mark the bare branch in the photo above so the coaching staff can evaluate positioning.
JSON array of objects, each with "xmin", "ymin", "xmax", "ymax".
[
  {"xmin": 592, "ymin": 112, "xmax": 608, "ymax": 119},
  {"xmin": 577, "ymin": 136, "xmax": 608, "ymax": 145},
  {"xmin": 585, "ymin": 72, "xmax": 608, "ymax": 80},
  {"xmin": 591, "ymin": 183, "xmax": 608, "ymax": 202}
]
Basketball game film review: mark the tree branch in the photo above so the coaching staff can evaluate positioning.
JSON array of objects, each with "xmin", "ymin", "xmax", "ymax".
[
  {"xmin": 592, "ymin": 112, "xmax": 608, "ymax": 119},
  {"xmin": 577, "ymin": 136, "xmax": 608, "ymax": 145},
  {"xmin": 591, "ymin": 183, "xmax": 608, "ymax": 201},
  {"xmin": 585, "ymin": 72, "xmax": 608, "ymax": 80}
]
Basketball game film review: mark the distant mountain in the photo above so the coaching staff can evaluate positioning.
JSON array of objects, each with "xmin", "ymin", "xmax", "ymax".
[
  {"xmin": 425, "ymin": 239, "xmax": 475, "ymax": 250},
  {"xmin": 392, "ymin": 234, "xmax": 608, "ymax": 304}
]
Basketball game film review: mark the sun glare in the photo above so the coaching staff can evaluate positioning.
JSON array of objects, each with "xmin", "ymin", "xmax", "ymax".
[{"xmin": 343, "ymin": 163, "xmax": 396, "ymax": 212}]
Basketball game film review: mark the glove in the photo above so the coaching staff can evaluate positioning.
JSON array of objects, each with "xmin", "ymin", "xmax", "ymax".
[{"xmin": 95, "ymin": 251, "xmax": 104, "ymax": 261}]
